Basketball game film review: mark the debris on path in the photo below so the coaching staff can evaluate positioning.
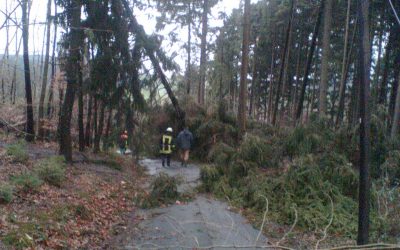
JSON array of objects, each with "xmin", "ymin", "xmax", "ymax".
[{"xmin": 110, "ymin": 158, "xmax": 268, "ymax": 249}]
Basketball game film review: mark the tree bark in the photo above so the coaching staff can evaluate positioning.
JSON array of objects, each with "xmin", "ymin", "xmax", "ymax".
[
  {"xmin": 391, "ymin": 71, "xmax": 400, "ymax": 138},
  {"xmin": 78, "ymin": 69, "xmax": 85, "ymax": 152},
  {"xmin": 186, "ymin": 1, "xmax": 192, "ymax": 96},
  {"xmin": 319, "ymin": 0, "xmax": 333, "ymax": 117},
  {"xmin": 336, "ymin": 15, "xmax": 358, "ymax": 126},
  {"xmin": 335, "ymin": 0, "xmax": 351, "ymax": 126},
  {"xmin": 85, "ymin": 95, "xmax": 92, "ymax": 147},
  {"xmin": 237, "ymin": 0, "xmax": 251, "ymax": 133},
  {"xmin": 249, "ymin": 43, "xmax": 259, "ymax": 117},
  {"xmin": 272, "ymin": 0, "xmax": 295, "ymax": 125},
  {"xmin": 47, "ymin": 0, "xmax": 58, "ymax": 119},
  {"xmin": 357, "ymin": 0, "xmax": 371, "ymax": 245},
  {"xmin": 295, "ymin": 1, "xmax": 324, "ymax": 121},
  {"xmin": 38, "ymin": 0, "xmax": 52, "ymax": 139},
  {"xmin": 280, "ymin": 0, "xmax": 296, "ymax": 118},
  {"xmin": 198, "ymin": 0, "xmax": 208, "ymax": 105},
  {"xmin": 22, "ymin": 0, "xmax": 35, "ymax": 141},
  {"xmin": 94, "ymin": 102, "xmax": 105, "ymax": 153},
  {"xmin": 59, "ymin": 0, "xmax": 82, "ymax": 162},
  {"xmin": 389, "ymin": 52, "xmax": 400, "ymax": 120},
  {"xmin": 378, "ymin": 32, "xmax": 393, "ymax": 105}
]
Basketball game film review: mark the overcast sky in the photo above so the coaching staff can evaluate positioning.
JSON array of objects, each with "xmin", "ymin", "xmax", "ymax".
[{"xmin": 0, "ymin": 0, "xmax": 259, "ymax": 72}]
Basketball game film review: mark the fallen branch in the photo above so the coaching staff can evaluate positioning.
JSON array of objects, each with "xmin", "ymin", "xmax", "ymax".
[{"xmin": 321, "ymin": 243, "xmax": 400, "ymax": 250}]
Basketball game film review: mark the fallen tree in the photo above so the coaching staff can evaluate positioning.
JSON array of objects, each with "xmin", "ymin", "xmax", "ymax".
[{"xmin": 120, "ymin": 0, "xmax": 186, "ymax": 129}]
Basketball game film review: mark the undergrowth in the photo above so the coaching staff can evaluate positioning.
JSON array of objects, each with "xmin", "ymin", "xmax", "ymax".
[
  {"xmin": 0, "ymin": 183, "xmax": 14, "ymax": 204},
  {"xmin": 35, "ymin": 156, "xmax": 66, "ymax": 187},
  {"xmin": 199, "ymin": 116, "xmax": 398, "ymax": 243},
  {"xmin": 10, "ymin": 173, "xmax": 42, "ymax": 193},
  {"xmin": 6, "ymin": 141, "xmax": 29, "ymax": 163}
]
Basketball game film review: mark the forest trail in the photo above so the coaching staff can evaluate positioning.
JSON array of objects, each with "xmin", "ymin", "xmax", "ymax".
[{"xmin": 111, "ymin": 159, "xmax": 269, "ymax": 250}]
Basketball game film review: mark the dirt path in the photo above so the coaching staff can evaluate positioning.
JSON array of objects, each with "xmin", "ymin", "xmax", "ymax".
[{"xmin": 111, "ymin": 159, "xmax": 268, "ymax": 250}]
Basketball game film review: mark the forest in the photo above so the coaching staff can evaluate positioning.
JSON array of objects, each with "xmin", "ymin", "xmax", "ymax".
[{"xmin": 0, "ymin": 0, "xmax": 400, "ymax": 249}]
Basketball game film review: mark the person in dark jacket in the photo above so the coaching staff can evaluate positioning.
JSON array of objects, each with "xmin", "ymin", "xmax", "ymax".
[
  {"xmin": 160, "ymin": 127, "xmax": 175, "ymax": 167},
  {"xmin": 176, "ymin": 127, "xmax": 193, "ymax": 167}
]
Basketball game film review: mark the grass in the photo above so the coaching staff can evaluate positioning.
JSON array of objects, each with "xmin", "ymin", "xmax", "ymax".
[
  {"xmin": 10, "ymin": 173, "xmax": 42, "ymax": 193},
  {"xmin": 6, "ymin": 141, "xmax": 29, "ymax": 163},
  {"xmin": 0, "ymin": 183, "xmax": 14, "ymax": 204},
  {"xmin": 88, "ymin": 159, "xmax": 123, "ymax": 171},
  {"xmin": 35, "ymin": 156, "xmax": 66, "ymax": 187},
  {"xmin": 2, "ymin": 222, "xmax": 46, "ymax": 249}
]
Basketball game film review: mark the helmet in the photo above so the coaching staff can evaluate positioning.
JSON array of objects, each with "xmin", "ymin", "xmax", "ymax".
[
  {"xmin": 166, "ymin": 127, "xmax": 173, "ymax": 132},
  {"xmin": 124, "ymin": 130, "xmax": 128, "ymax": 134}
]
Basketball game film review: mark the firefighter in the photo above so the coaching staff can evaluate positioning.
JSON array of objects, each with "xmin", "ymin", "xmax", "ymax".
[{"xmin": 160, "ymin": 127, "xmax": 175, "ymax": 167}]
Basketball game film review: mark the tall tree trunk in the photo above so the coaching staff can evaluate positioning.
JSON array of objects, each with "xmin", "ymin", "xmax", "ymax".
[
  {"xmin": 391, "ymin": 71, "xmax": 400, "ymax": 138},
  {"xmin": 103, "ymin": 107, "xmax": 113, "ymax": 152},
  {"xmin": 357, "ymin": 0, "xmax": 371, "ymax": 244},
  {"xmin": 38, "ymin": 0, "xmax": 52, "ymax": 139},
  {"xmin": 373, "ymin": 18, "xmax": 384, "ymax": 103},
  {"xmin": 237, "ymin": 0, "xmax": 251, "ymax": 134},
  {"xmin": 267, "ymin": 47, "xmax": 275, "ymax": 122},
  {"xmin": 85, "ymin": 95, "xmax": 92, "ymax": 147},
  {"xmin": 59, "ymin": 0, "xmax": 82, "ymax": 162},
  {"xmin": 348, "ymin": 68, "xmax": 360, "ymax": 126},
  {"xmin": 280, "ymin": 0, "xmax": 296, "ymax": 118},
  {"xmin": 47, "ymin": 0, "xmax": 58, "ymax": 118},
  {"xmin": 92, "ymin": 96, "xmax": 98, "ymax": 148},
  {"xmin": 198, "ymin": 0, "xmax": 208, "ymax": 105},
  {"xmin": 336, "ymin": 14, "xmax": 358, "ymax": 126},
  {"xmin": 335, "ymin": 0, "xmax": 351, "ymax": 126},
  {"xmin": 319, "ymin": 0, "xmax": 333, "ymax": 117},
  {"xmin": 186, "ymin": 1, "xmax": 192, "ymax": 95},
  {"xmin": 22, "ymin": 0, "xmax": 35, "ymax": 141},
  {"xmin": 249, "ymin": 44, "xmax": 259, "ymax": 117},
  {"xmin": 389, "ymin": 52, "xmax": 400, "ymax": 121},
  {"xmin": 94, "ymin": 102, "xmax": 105, "ymax": 153},
  {"xmin": 78, "ymin": 69, "xmax": 85, "ymax": 152},
  {"xmin": 272, "ymin": 0, "xmax": 295, "ymax": 125},
  {"xmin": 291, "ymin": 37, "xmax": 302, "ymax": 115},
  {"xmin": 378, "ymin": 32, "xmax": 393, "ymax": 105},
  {"xmin": 295, "ymin": 1, "xmax": 324, "ymax": 121}
]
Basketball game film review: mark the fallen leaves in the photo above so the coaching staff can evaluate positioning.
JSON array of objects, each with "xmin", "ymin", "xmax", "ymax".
[{"xmin": 0, "ymin": 146, "xmax": 145, "ymax": 249}]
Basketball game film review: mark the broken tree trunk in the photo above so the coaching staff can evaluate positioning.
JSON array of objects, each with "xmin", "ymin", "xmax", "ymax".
[{"xmin": 121, "ymin": 0, "xmax": 185, "ymax": 128}]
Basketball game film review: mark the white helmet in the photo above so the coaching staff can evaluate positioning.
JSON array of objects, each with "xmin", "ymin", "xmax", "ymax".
[{"xmin": 166, "ymin": 127, "xmax": 173, "ymax": 132}]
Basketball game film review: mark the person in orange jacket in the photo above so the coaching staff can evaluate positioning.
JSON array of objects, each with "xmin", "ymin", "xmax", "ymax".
[{"xmin": 119, "ymin": 130, "xmax": 129, "ymax": 155}]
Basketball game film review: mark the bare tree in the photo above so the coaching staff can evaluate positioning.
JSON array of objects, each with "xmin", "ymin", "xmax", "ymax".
[
  {"xmin": 21, "ymin": 0, "xmax": 35, "ymax": 141},
  {"xmin": 38, "ymin": 0, "xmax": 52, "ymax": 139}
]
